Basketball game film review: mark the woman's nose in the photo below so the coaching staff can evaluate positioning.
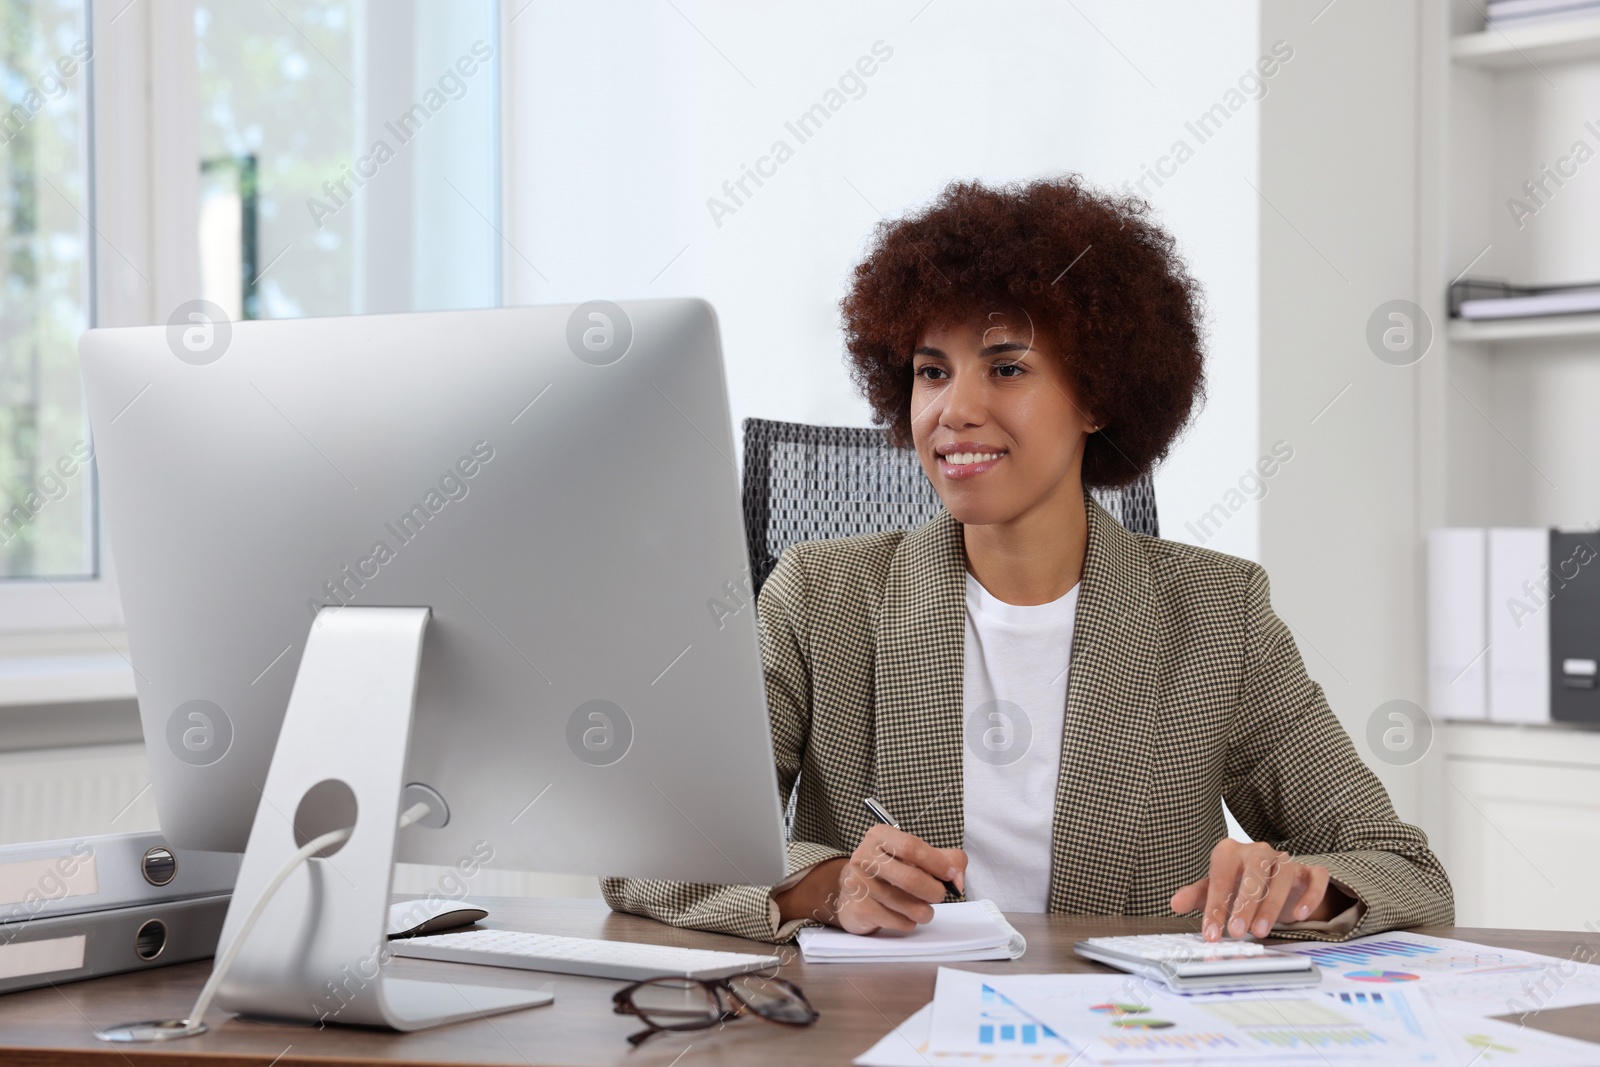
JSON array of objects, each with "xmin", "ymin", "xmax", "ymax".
[{"xmin": 939, "ymin": 366, "xmax": 987, "ymax": 428}]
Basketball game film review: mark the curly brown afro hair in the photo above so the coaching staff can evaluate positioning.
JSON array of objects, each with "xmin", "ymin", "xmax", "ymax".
[{"xmin": 840, "ymin": 176, "xmax": 1207, "ymax": 489}]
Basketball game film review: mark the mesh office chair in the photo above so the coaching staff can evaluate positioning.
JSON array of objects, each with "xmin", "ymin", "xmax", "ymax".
[{"xmin": 741, "ymin": 417, "xmax": 1160, "ymax": 595}]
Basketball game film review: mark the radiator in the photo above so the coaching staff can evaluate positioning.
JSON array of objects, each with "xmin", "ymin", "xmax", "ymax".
[
  {"xmin": 0, "ymin": 744, "xmax": 599, "ymax": 898},
  {"xmin": 0, "ymin": 743, "xmax": 158, "ymax": 845}
]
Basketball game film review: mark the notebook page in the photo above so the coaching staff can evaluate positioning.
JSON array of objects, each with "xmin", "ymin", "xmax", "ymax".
[{"xmin": 799, "ymin": 900, "xmax": 1026, "ymax": 962}]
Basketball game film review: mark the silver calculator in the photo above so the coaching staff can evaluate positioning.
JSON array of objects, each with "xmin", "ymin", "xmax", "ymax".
[{"xmin": 1075, "ymin": 933, "xmax": 1321, "ymax": 993}]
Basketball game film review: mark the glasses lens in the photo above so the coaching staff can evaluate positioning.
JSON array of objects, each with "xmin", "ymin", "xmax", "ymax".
[
  {"xmin": 728, "ymin": 974, "xmax": 817, "ymax": 1024},
  {"xmin": 628, "ymin": 979, "xmax": 720, "ymax": 1030}
]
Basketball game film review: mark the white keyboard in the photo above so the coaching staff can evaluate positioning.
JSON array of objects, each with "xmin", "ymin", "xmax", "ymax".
[
  {"xmin": 390, "ymin": 927, "xmax": 783, "ymax": 982},
  {"xmin": 1075, "ymin": 933, "xmax": 1320, "ymax": 993}
]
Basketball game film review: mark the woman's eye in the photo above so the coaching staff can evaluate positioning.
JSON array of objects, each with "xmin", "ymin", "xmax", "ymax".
[
  {"xmin": 916, "ymin": 365, "xmax": 948, "ymax": 380},
  {"xmin": 995, "ymin": 363, "xmax": 1023, "ymax": 377}
]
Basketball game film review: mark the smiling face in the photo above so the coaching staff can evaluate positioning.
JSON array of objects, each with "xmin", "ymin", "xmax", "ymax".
[{"xmin": 910, "ymin": 309, "xmax": 1097, "ymax": 528}]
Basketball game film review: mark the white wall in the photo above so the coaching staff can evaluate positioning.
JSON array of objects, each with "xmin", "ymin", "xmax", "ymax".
[
  {"xmin": 505, "ymin": 0, "xmax": 1265, "ymax": 560},
  {"xmin": 1258, "ymin": 0, "xmax": 1427, "ymax": 820}
]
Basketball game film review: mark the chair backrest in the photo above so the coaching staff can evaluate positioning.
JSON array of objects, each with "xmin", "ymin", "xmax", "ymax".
[{"xmin": 741, "ymin": 417, "xmax": 1160, "ymax": 595}]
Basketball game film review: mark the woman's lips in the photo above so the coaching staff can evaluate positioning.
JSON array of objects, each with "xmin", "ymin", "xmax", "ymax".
[{"xmin": 939, "ymin": 451, "xmax": 1007, "ymax": 480}]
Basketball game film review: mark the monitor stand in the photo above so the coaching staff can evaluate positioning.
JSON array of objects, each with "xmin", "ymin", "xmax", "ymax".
[{"xmin": 210, "ymin": 606, "xmax": 552, "ymax": 1030}]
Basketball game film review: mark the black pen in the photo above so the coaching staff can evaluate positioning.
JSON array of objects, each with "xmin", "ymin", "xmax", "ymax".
[{"xmin": 863, "ymin": 796, "xmax": 961, "ymax": 899}]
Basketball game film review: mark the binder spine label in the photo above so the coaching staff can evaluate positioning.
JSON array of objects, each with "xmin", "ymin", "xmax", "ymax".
[
  {"xmin": 0, "ymin": 841, "xmax": 98, "ymax": 915},
  {"xmin": 0, "ymin": 933, "xmax": 86, "ymax": 981}
]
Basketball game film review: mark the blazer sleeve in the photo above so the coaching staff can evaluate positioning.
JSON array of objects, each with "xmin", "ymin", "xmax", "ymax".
[
  {"xmin": 599, "ymin": 545, "xmax": 851, "ymax": 943},
  {"xmin": 1220, "ymin": 562, "xmax": 1455, "ymax": 941}
]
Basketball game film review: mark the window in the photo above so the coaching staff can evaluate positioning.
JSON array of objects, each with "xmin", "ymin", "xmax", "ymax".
[
  {"xmin": 194, "ymin": 0, "xmax": 500, "ymax": 319},
  {"xmin": 0, "ymin": 0, "xmax": 501, "ymax": 630},
  {"xmin": 0, "ymin": 0, "xmax": 95, "ymax": 581}
]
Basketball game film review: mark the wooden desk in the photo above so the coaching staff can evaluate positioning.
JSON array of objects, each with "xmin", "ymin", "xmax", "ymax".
[{"xmin": 2, "ymin": 898, "xmax": 1598, "ymax": 1066}]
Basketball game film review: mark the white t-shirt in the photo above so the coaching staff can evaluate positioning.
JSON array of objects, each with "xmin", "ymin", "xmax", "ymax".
[{"xmin": 961, "ymin": 571, "xmax": 1078, "ymax": 913}]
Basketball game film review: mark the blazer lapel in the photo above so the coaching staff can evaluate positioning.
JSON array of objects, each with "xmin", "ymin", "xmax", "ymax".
[
  {"xmin": 871, "ymin": 509, "xmax": 967, "ymax": 852},
  {"xmin": 1047, "ymin": 491, "xmax": 1162, "ymax": 913}
]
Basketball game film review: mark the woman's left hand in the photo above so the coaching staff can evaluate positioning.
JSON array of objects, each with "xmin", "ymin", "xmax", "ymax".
[{"xmin": 1169, "ymin": 838, "xmax": 1347, "ymax": 941}]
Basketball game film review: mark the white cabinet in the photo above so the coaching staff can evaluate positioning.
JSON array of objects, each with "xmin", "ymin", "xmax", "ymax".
[
  {"xmin": 1443, "ymin": 722, "xmax": 1600, "ymax": 930},
  {"xmin": 1419, "ymin": 5, "xmax": 1600, "ymax": 932}
]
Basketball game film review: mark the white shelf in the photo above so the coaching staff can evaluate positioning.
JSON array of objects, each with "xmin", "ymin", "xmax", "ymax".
[
  {"xmin": 1452, "ymin": 13, "xmax": 1600, "ymax": 67},
  {"xmin": 1445, "ymin": 719, "xmax": 1600, "ymax": 757},
  {"xmin": 1447, "ymin": 311, "xmax": 1600, "ymax": 342}
]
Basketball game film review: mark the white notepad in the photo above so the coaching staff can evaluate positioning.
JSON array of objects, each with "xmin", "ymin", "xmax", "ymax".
[{"xmin": 798, "ymin": 900, "xmax": 1026, "ymax": 964}]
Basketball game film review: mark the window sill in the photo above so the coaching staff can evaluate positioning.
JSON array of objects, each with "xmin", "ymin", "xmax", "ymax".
[{"xmin": 0, "ymin": 647, "xmax": 136, "ymax": 708}]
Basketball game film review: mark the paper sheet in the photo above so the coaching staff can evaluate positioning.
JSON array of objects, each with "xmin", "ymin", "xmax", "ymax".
[
  {"xmin": 991, "ymin": 972, "xmax": 1449, "ymax": 1064},
  {"xmin": 1436, "ymin": 1012, "xmax": 1600, "ymax": 1065},
  {"xmin": 799, "ymin": 899, "xmax": 1026, "ymax": 963},
  {"xmin": 925, "ymin": 967, "xmax": 1085, "ymax": 1057},
  {"xmin": 855, "ymin": 1003, "xmax": 1079, "ymax": 1066},
  {"xmin": 855, "ymin": 993, "xmax": 1600, "ymax": 1066},
  {"xmin": 854, "ymin": 931, "xmax": 1600, "ymax": 1067},
  {"xmin": 1280, "ymin": 931, "xmax": 1600, "ymax": 1018}
]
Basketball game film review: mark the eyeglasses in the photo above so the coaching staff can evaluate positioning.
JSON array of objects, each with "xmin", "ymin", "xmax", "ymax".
[{"xmin": 611, "ymin": 973, "xmax": 819, "ymax": 1046}]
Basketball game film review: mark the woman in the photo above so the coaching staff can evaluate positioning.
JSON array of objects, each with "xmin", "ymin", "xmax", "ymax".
[{"xmin": 603, "ymin": 176, "xmax": 1452, "ymax": 944}]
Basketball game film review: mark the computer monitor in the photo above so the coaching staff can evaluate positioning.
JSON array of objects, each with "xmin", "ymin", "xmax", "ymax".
[{"xmin": 80, "ymin": 299, "xmax": 789, "ymax": 1029}]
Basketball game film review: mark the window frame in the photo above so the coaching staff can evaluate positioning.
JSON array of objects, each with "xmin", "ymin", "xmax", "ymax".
[
  {"xmin": 0, "ymin": 0, "xmax": 511, "ymax": 641},
  {"xmin": 0, "ymin": 0, "xmax": 197, "ymax": 638}
]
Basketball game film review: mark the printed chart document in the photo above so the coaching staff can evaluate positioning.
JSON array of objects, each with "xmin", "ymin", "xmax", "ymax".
[
  {"xmin": 853, "ymin": 966, "xmax": 1600, "ymax": 1066},
  {"xmin": 855, "ymin": 998, "xmax": 1600, "ymax": 1066},
  {"xmin": 855, "ymin": 1003, "xmax": 1063, "ymax": 1066},
  {"xmin": 798, "ymin": 900, "xmax": 1026, "ymax": 963},
  {"xmin": 1279, "ymin": 931, "xmax": 1600, "ymax": 1018},
  {"xmin": 1433, "ymin": 1011, "xmax": 1600, "ymax": 1065},
  {"xmin": 925, "ymin": 967, "xmax": 1086, "ymax": 1058},
  {"xmin": 989, "ymin": 971, "xmax": 1447, "ymax": 1064}
]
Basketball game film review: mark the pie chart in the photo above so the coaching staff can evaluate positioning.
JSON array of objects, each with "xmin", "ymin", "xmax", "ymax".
[{"xmin": 1345, "ymin": 970, "xmax": 1420, "ymax": 983}]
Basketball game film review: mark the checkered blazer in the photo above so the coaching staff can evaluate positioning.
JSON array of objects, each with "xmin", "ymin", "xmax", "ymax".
[{"xmin": 602, "ymin": 491, "xmax": 1453, "ymax": 943}]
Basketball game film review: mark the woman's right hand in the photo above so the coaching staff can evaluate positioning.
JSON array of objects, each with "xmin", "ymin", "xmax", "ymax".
[{"xmin": 778, "ymin": 825, "xmax": 967, "ymax": 934}]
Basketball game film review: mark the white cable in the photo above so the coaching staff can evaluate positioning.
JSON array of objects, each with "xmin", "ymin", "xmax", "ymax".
[
  {"xmin": 396, "ymin": 800, "xmax": 430, "ymax": 830},
  {"xmin": 177, "ymin": 825, "xmax": 350, "ymax": 1035},
  {"xmin": 178, "ymin": 800, "xmax": 432, "ymax": 1036}
]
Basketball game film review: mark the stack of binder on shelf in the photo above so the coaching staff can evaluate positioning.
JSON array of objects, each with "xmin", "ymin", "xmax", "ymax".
[
  {"xmin": 1449, "ymin": 277, "xmax": 1600, "ymax": 320},
  {"xmin": 0, "ymin": 831, "xmax": 239, "ymax": 995},
  {"xmin": 1429, "ymin": 528, "xmax": 1600, "ymax": 725},
  {"xmin": 1485, "ymin": 0, "xmax": 1600, "ymax": 26}
]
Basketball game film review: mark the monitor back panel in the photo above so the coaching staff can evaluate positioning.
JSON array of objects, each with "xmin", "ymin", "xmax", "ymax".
[{"xmin": 80, "ymin": 300, "xmax": 787, "ymax": 885}]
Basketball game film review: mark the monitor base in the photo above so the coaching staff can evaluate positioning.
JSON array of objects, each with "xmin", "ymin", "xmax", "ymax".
[{"xmin": 204, "ymin": 606, "xmax": 551, "ymax": 1032}]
